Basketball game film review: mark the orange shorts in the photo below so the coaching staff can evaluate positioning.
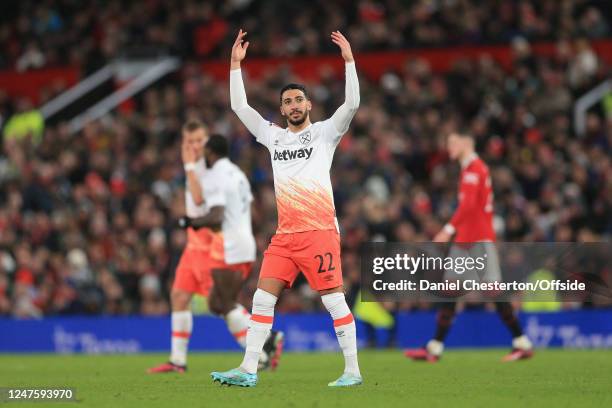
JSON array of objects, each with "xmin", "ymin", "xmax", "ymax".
[
  {"xmin": 259, "ymin": 229, "xmax": 343, "ymax": 291},
  {"xmin": 174, "ymin": 249, "xmax": 253, "ymax": 297},
  {"xmin": 174, "ymin": 248, "xmax": 213, "ymax": 296},
  {"xmin": 208, "ymin": 232, "xmax": 253, "ymax": 278}
]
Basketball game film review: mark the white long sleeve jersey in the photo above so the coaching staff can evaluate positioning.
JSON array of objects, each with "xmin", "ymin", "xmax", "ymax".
[
  {"xmin": 230, "ymin": 62, "xmax": 360, "ymax": 234},
  {"xmin": 206, "ymin": 157, "xmax": 256, "ymax": 264}
]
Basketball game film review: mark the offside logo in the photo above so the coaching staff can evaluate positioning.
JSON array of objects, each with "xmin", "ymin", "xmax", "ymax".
[{"xmin": 273, "ymin": 147, "xmax": 313, "ymax": 161}]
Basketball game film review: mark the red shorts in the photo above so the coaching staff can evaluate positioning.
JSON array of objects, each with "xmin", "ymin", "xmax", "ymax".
[
  {"xmin": 259, "ymin": 229, "xmax": 343, "ymax": 291},
  {"xmin": 174, "ymin": 248, "xmax": 213, "ymax": 296}
]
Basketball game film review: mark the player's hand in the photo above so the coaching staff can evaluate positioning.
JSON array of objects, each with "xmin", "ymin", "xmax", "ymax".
[
  {"xmin": 433, "ymin": 230, "xmax": 452, "ymax": 243},
  {"xmin": 331, "ymin": 31, "xmax": 354, "ymax": 63},
  {"xmin": 231, "ymin": 29, "xmax": 249, "ymax": 64},
  {"xmin": 178, "ymin": 216, "xmax": 192, "ymax": 229},
  {"xmin": 181, "ymin": 143, "xmax": 196, "ymax": 164}
]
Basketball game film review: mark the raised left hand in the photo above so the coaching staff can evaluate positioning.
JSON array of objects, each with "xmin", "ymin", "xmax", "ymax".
[{"xmin": 331, "ymin": 31, "xmax": 354, "ymax": 63}]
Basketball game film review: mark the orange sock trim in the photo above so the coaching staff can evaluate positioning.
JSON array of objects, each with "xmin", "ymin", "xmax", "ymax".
[
  {"xmin": 251, "ymin": 314, "xmax": 273, "ymax": 324},
  {"xmin": 172, "ymin": 331, "xmax": 191, "ymax": 338},
  {"xmin": 233, "ymin": 329, "xmax": 248, "ymax": 338},
  {"xmin": 333, "ymin": 313, "xmax": 354, "ymax": 327}
]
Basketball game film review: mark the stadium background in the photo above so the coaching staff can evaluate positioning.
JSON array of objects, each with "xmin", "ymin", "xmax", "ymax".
[{"xmin": 1, "ymin": 0, "xmax": 611, "ymax": 354}]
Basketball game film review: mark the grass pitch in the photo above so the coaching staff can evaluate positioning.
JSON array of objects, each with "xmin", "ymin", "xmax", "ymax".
[{"xmin": 2, "ymin": 350, "xmax": 611, "ymax": 408}]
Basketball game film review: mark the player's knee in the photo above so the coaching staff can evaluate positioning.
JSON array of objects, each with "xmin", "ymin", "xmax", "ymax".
[
  {"xmin": 220, "ymin": 302, "xmax": 235, "ymax": 316},
  {"xmin": 171, "ymin": 290, "xmax": 192, "ymax": 310},
  {"xmin": 252, "ymin": 289, "xmax": 277, "ymax": 315},
  {"xmin": 319, "ymin": 285, "xmax": 344, "ymax": 296},
  {"xmin": 208, "ymin": 295, "xmax": 232, "ymax": 316},
  {"xmin": 208, "ymin": 297, "xmax": 223, "ymax": 316},
  {"xmin": 257, "ymin": 278, "xmax": 285, "ymax": 298},
  {"xmin": 321, "ymin": 292, "xmax": 351, "ymax": 321}
]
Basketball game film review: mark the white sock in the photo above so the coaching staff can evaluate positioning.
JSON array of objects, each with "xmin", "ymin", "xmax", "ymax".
[
  {"xmin": 240, "ymin": 289, "xmax": 277, "ymax": 374},
  {"xmin": 321, "ymin": 292, "xmax": 360, "ymax": 377},
  {"xmin": 426, "ymin": 339, "xmax": 444, "ymax": 356},
  {"xmin": 513, "ymin": 335, "xmax": 533, "ymax": 350},
  {"xmin": 225, "ymin": 304, "xmax": 251, "ymax": 348},
  {"xmin": 170, "ymin": 310, "xmax": 192, "ymax": 366}
]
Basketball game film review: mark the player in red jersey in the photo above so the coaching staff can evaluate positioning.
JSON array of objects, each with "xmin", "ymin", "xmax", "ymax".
[
  {"xmin": 405, "ymin": 131, "xmax": 534, "ymax": 362},
  {"xmin": 211, "ymin": 29, "xmax": 362, "ymax": 387}
]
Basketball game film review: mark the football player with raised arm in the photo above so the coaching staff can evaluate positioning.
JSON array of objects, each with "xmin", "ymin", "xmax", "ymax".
[{"xmin": 211, "ymin": 29, "xmax": 362, "ymax": 387}]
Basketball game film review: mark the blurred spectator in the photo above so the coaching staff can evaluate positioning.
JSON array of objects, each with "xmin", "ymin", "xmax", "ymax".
[
  {"xmin": 0, "ymin": 0, "xmax": 610, "ymax": 70},
  {"xmin": 2, "ymin": 99, "xmax": 44, "ymax": 146},
  {"xmin": 15, "ymin": 41, "xmax": 46, "ymax": 72},
  {"xmin": 568, "ymin": 38, "xmax": 599, "ymax": 88}
]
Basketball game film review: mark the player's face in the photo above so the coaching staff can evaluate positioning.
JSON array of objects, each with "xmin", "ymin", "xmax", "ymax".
[
  {"xmin": 182, "ymin": 128, "xmax": 208, "ymax": 158},
  {"xmin": 280, "ymin": 89, "xmax": 311, "ymax": 126},
  {"xmin": 447, "ymin": 133, "xmax": 465, "ymax": 160}
]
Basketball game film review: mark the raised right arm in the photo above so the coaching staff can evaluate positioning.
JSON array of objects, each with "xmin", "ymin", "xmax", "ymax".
[
  {"xmin": 230, "ymin": 68, "xmax": 266, "ymax": 137},
  {"xmin": 230, "ymin": 29, "xmax": 267, "ymax": 139}
]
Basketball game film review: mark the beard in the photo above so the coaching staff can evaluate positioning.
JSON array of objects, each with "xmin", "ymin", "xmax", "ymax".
[{"xmin": 287, "ymin": 110, "xmax": 308, "ymax": 126}]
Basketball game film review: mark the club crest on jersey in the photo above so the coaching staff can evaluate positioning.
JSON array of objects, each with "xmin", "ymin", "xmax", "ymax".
[
  {"xmin": 299, "ymin": 131, "xmax": 312, "ymax": 145},
  {"xmin": 273, "ymin": 147, "xmax": 313, "ymax": 161},
  {"xmin": 463, "ymin": 172, "xmax": 480, "ymax": 184}
]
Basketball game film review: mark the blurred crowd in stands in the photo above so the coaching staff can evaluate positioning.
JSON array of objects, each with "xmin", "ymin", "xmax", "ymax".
[
  {"xmin": 1, "ymin": 1, "xmax": 611, "ymax": 318},
  {"xmin": 1, "ymin": 0, "xmax": 610, "ymax": 71}
]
